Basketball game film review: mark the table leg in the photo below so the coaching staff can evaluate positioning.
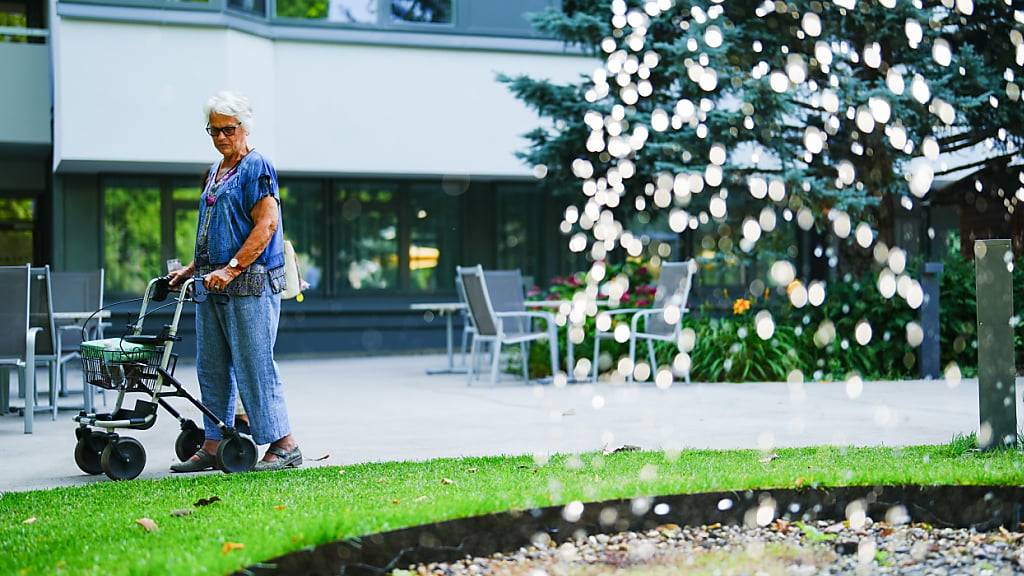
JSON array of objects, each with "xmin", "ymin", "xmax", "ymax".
[
  {"xmin": 566, "ymin": 324, "xmax": 576, "ymax": 383},
  {"xmin": 1, "ymin": 367, "xmax": 9, "ymax": 414},
  {"xmin": 426, "ymin": 310, "xmax": 468, "ymax": 375},
  {"xmin": 444, "ymin": 312, "xmax": 455, "ymax": 370}
]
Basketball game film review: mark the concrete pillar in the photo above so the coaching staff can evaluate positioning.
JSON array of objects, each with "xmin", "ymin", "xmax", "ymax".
[{"xmin": 973, "ymin": 239, "xmax": 1018, "ymax": 449}]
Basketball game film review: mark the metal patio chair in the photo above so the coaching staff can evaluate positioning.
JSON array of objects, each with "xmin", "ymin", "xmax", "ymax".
[
  {"xmin": 458, "ymin": 265, "xmax": 559, "ymax": 386},
  {"xmin": 52, "ymin": 270, "xmax": 106, "ymax": 405},
  {"xmin": 592, "ymin": 260, "xmax": 697, "ymax": 384},
  {"xmin": 0, "ymin": 265, "xmax": 56, "ymax": 433},
  {"xmin": 454, "ymin": 272, "xmax": 476, "ymax": 367}
]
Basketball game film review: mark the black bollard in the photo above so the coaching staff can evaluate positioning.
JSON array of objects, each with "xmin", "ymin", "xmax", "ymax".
[
  {"xmin": 973, "ymin": 239, "xmax": 1018, "ymax": 450},
  {"xmin": 920, "ymin": 262, "xmax": 943, "ymax": 380}
]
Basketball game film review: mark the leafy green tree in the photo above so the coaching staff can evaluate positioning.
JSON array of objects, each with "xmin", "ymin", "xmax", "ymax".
[{"xmin": 501, "ymin": 0, "xmax": 1023, "ymax": 278}]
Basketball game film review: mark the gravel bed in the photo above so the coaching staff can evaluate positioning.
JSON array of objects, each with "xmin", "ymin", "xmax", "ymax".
[{"xmin": 394, "ymin": 518, "xmax": 1024, "ymax": 575}]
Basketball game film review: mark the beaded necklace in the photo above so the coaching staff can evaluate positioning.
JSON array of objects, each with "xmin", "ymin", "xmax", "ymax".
[{"xmin": 204, "ymin": 150, "xmax": 250, "ymax": 206}]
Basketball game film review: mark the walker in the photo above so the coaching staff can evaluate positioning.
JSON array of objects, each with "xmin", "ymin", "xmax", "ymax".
[{"xmin": 72, "ymin": 276, "xmax": 257, "ymax": 481}]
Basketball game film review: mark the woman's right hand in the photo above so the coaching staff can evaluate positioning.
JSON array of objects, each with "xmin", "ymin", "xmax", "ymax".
[{"xmin": 168, "ymin": 265, "xmax": 195, "ymax": 288}]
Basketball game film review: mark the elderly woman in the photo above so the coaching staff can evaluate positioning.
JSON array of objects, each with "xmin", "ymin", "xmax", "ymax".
[{"xmin": 168, "ymin": 91, "xmax": 301, "ymax": 472}]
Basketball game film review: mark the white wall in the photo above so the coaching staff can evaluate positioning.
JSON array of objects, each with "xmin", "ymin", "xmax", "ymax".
[{"xmin": 53, "ymin": 18, "xmax": 595, "ymax": 177}]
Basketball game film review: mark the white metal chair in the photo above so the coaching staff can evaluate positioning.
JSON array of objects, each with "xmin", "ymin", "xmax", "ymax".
[
  {"xmin": 458, "ymin": 265, "xmax": 559, "ymax": 385},
  {"xmin": 29, "ymin": 266, "xmax": 61, "ymax": 422},
  {"xmin": 0, "ymin": 265, "xmax": 55, "ymax": 433},
  {"xmin": 454, "ymin": 272, "xmax": 476, "ymax": 367},
  {"xmin": 592, "ymin": 260, "xmax": 697, "ymax": 384}
]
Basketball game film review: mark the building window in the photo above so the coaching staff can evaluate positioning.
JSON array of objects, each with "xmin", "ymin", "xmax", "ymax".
[
  {"xmin": 0, "ymin": 197, "xmax": 35, "ymax": 265},
  {"xmin": 171, "ymin": 182, "xmax": 200, "ymax": 268},
  {"xmin": 279, "ymin": 180, "xmax": 327, "ymax": 294},
  {"xmin": 97, "ymin": 175, "xmax": 571, "ymax": 297},
  {"xmin": 496, "ymin": 185, "xmax": 542, "ymax": 281},
  {"xmin": 0, "ymin": 0, "xmax": 46, "ymax": 43},
  {"xmin": 276, "ymin": 0, "xmax": 452, "ymax": 24},
  {"xmin": 103, "ymin": 180, "xmax": 162, "ymax": 295},
  {"xmin": 407, "ymin": 183, "xmax": 458, "ymax": 291},
  {"xmin": 227, "ymin": 0, "xmax": 267, "ymax": 16},
  {"xmin": 334, "ymin": 183, "xmax": 400, "ymax": 291},
  {"xmin": 390, "ymin": 0, "xmax": 451, "ymax": 24}
]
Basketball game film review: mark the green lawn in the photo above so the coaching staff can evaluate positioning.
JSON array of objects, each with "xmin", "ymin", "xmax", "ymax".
[{"xmin": 2, "ymin": 443, "xmax": 1023, "ymax": 576}]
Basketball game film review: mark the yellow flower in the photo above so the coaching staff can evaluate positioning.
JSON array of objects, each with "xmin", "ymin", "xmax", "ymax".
[{"xmin": 732, "ymin": 298, "xmax": 751, "ymax": 315}]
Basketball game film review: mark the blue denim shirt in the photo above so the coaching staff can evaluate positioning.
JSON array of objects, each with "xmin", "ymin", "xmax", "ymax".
[{"xmin": 196, "ymin": 150, "xmax": 285, "ymax": 272}]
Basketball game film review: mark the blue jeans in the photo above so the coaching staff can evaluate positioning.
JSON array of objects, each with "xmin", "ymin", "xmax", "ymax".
[{"xmin": 195, "ymin": 284, "xmax": 291, "ymax": 445}]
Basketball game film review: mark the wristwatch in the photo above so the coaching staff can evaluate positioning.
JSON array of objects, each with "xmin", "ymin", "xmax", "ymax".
[{"xmin": 228, "ymin": 258, "xmax": 241, "ymax": 271}]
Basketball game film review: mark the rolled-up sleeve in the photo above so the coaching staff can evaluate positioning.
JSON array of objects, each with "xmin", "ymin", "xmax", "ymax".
[{"xmin": 242, "ymin": 159, "xmax": 280, "ymax": 213}]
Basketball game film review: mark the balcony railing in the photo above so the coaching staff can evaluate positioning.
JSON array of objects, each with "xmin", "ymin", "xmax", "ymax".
[
  {"xmin": 56, "ymin": 0, "xmax": 559, "ymax": 40},
  {"xmin": 0, "ymin": 26, "xmax": 49, "ymax": 42}
]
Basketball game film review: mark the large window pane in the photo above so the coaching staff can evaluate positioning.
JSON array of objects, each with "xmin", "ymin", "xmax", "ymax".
[
  {"xmin": 0, "ymin": 197, "xmax": 34, "ymax": 265},
  {"xmin": 280, "ymin": 180, "xmax": 326, "ymax": 294},
  {"xmin": 227, "ymin": 0, "xmax": 267, "ymax": 16},
  {"xmin": 172, "ymin": 184, "xmax": 200, "ymax": 266},
  {"xmin": 496, "ymin": 186, "xmax": 541, "ymax": 280},
  {"xmin": 104, "ymin": 182, "xmax": 161, "ymax": 295},
  {"xmin": 334, "ymin": 183, "xmax": 399, "ymax": 291},
  {"xmin": 277, "ymin": 0, "xmax": 376, "ymax": 22},
  {"xmin": 391, "ymin": 0, "xmax": 451, "ymax": 24},
  {"xmin": 408, "ymin": 184, "xmax": 458, "ymax": 292},
  {"xmin": 0, "ymin": 0, "xmax": 45, "ymax": 44}
]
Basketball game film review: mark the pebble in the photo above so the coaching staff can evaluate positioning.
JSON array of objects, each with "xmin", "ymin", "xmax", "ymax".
[{"xmin": 394, "ymin": 520, "xmax": 1024, "ymax": 575}]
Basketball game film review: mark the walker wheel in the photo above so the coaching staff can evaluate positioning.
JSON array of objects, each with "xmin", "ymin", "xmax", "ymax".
[
  {"xmin": 100, "ymin": 436, "xmax": 147, "ymax": 481},
  {"xmin": 217, "ymin": 434, "xmax": 257, "ymax": 474},
  {"xmin": 174, "ymin": 421, "xmax": 205, "ymax": 462},
  {"xmin": 74, "ymin": 431, "xmax": 109, "ymax": 475}
]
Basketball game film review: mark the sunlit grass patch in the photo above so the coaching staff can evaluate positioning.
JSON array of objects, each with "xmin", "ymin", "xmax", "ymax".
[{"xmin": 2, "ymin": 443, "xmax": 1022, "ymax": 575}]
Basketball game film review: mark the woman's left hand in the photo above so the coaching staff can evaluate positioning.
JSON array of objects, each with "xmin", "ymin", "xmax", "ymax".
[{"xmin": 204, "ymin": 267, "xmax": 240, "ymax": 291}]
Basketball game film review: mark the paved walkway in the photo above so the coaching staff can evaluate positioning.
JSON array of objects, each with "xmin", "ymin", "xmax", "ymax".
[{"xmin": 1, "ymin": 354, "xmax": 1018, "ymax": 492}]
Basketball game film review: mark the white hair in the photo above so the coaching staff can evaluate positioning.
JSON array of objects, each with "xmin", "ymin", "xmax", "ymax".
[{"xmin": 204, "ymin": 91, "xmax": 254, "ymax": 133}]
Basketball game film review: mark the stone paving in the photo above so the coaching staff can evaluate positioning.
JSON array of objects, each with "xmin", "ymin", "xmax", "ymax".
[{"xmin": 1, "ymin": 354, "xmax": 1018, "ymax": 492}]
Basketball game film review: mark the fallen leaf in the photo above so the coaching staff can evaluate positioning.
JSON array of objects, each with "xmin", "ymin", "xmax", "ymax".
[
  {"xmin": 170, "ymin": 509, "xmax": 193, "ymax": 517},
  {"xmin": 760, "ymin": 452, "xmax": 780, "ymax": 464},
  {"xmin": 656, "ymin": 523, "xmax": 681, "ymax": 535},
  {"xmin": 441, "ymin": 478, "xmax": 454, "ymax": 485},
  {"xmin": 311, "ymin": 454, "xmax": 330, "ymax": 462},
  {"xmin": 274, "ymin": 505, "xmax": 287, "ymax": 511},
  {"xmin": 997, "ymin": 526, "xmax": 1023, "ymax": 543},
  {"xmin": 222, "ymin": 542, "xmax": 245, "ymax": 555},
  {"xmin": 414, "ymin": 495, "xmax": 428, "ymax": 502},
  {"xmin": 22, "ymin": 517, "xmax": 36, "ymax": 525},
  {"xmin": 879, "ymin": 526, "xmax": 894, "ymax": 538},
  {"xmin": 136, "ymin": 518, "xmax": 159, "ymax": 532},
  {"xmin": 773, "ymin": 519, "xmax": 790, "ymax": 532},
  {"xmin": 193, "ymin": 496, "xmax": 221, "ymax": 508},
  {"xmin": 824, "ymin": 522, "xmax": 845, "ymax": 534},
  {"xmin": 392, "ymin": 499, "xmax": 401, "ymax": 505},
  {"xmin": 467, "ymin": 467, "xmax": 478, "ymax": 473},
  {"xmin": 794, "ymin": 477, "xmax": 805, "ymax": 487},
  {"xmin": 706, "ymin": 523, "xmax": 722, "ymax": 530}
]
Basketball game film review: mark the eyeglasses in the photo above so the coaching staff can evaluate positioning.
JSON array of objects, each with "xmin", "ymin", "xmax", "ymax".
[{"xmin": 206, "ymin": 124, "xmax": 241, "ymax": 137}]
